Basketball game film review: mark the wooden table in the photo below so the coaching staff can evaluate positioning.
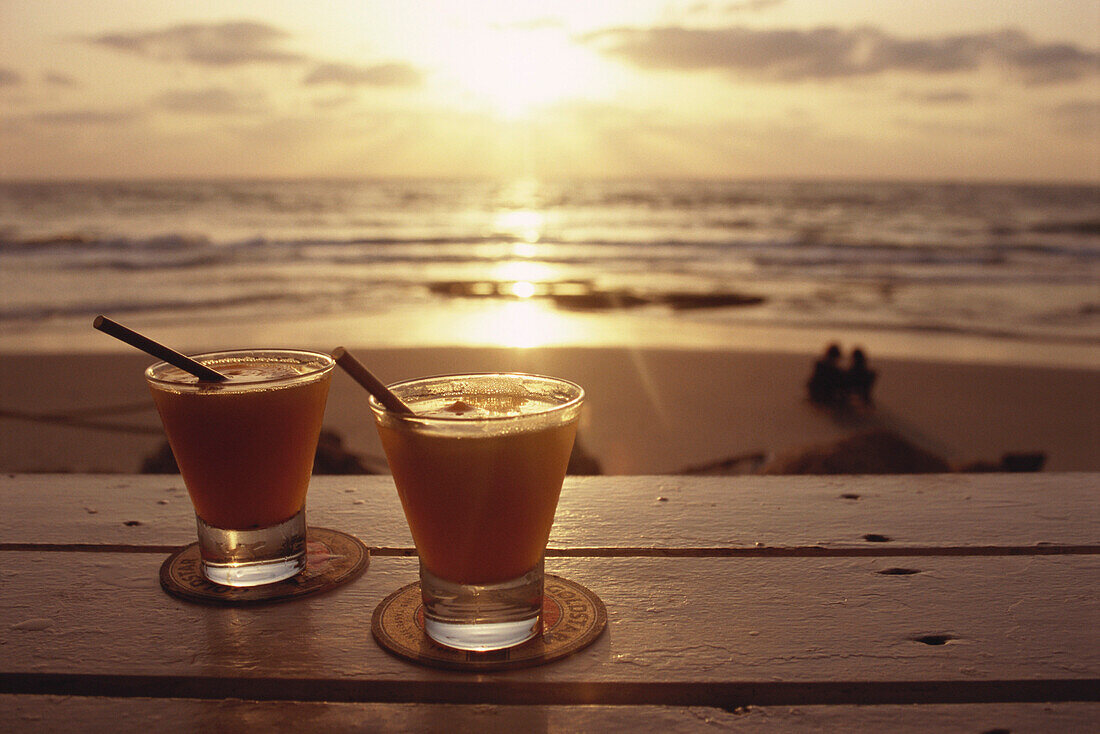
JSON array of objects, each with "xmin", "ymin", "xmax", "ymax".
[{"xmin": 1, "ymin": 473, "xmax": 1097, "ymax": 731}]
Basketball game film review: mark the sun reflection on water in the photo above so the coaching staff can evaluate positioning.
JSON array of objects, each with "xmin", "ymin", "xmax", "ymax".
[
  {"xmin": 508, "ymin": 281, "xmax": 537, "ymax": 298},
  {"xmin": 512, "ymin": 241, "xmax": 538, "ymax": 258},
  {"xmin": 491, "ymin": 258, "xmax": 558, "ymax": 283},
  {"xmin": 493, "ymin": 209, "xmax": 543, "ymax": 243}
]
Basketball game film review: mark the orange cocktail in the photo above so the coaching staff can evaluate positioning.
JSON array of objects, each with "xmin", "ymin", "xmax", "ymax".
[
  {"xmin": 146, "ymin": 349, "xmax": 334, "ymax": 586},
  {"xmin": 370, "ymin": 373, "xmax": 583, "ymax": 651}
]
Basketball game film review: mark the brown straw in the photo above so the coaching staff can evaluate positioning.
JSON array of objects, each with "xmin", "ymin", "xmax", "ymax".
[
  {"xmin": 93, "ymin": 315, "xmax": 228, "ymax": 382},
  {"xmin": 331, "ymin": 347, "xmax": 414, "ymax": 414}
]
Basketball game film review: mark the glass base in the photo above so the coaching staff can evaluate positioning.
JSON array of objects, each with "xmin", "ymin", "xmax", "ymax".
[
  {"xmin": 420, "ymin": 558, "xmax": 543, "ymax": 651},
  {"xmin": 196, "ymin": 509, "xmax": 307, "ymax": 587}
]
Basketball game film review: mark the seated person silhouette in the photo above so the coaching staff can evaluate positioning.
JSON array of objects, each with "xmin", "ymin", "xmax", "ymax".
[
  {"xmin": 845, "ymin": 347, "xmax": 876, "ymax": 406},
  {"xmin": 807, "ymin": 344, "xmax": 845, "ymax": 407}
]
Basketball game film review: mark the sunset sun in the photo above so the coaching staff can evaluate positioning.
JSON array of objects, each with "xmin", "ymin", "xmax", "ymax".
[{"xmin": 427, "ymin": 24, "xmax": 612, "ymax": 120}]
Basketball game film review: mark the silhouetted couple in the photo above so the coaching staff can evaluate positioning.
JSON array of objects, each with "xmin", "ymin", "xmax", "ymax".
[{"xmin": 807, "ymin": 344, "xmax": 876, "ymax": 408}]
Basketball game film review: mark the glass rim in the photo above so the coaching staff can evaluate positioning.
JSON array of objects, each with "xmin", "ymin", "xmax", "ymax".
[
  {"xmin": 144, "ymin": 348, "xmax": 335, "ymax": 388},
  {"xmin": 368, "ymin": 371, "xmax": 584, "ymax": 423}
]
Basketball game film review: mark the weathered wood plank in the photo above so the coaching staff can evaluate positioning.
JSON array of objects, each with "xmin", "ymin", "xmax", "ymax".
[
  {"xmin": 2, "ymin": 553, "xmax": 1096, "ymax": 705},
  {"xmin": 3, "ymin": 695, "xmax": 1099, "ymax": 734},
  {"xmin": 1, "ymin": 474, "xmax": 1096, "ymax": 551}
]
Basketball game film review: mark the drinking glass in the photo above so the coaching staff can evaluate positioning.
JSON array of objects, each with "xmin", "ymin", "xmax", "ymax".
[
  {"xmin": 145, "ymin": 349, "xmax": 334, "ymax": 587},
  {"xmin": 370, "ymin": 373, "xmax": 583, "ymax": 651}
]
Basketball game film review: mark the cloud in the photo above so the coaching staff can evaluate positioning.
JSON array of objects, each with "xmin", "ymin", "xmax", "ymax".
[
  {"xmin": 582, "ymin": 25, "xmax": 1100, "ymax": 85},
  {"xmin": 44, "ymin": 71, "xmax": 78, "ymax": 87},
  {"xmin": 1052, "ymin": 99, "xmax": 1100, "ymax": 136},
  {"xmin": 894, "ymin": 116, "xmax": 1002, "ymax": 138},
  {"xmin": 311, "ymin": 94, "xmax": 357, "ymax": 110},
  {"xmin": 686, "ymin": 0, "xmax": 785, "ymax": 13},
  {"xmin": 0, "ymin": 68, "xmax": 24, "ymax": 86},
  {"xmin": 1005, "ymin": 40, "xmax": 1100, "ymax": 85},
  {"xmin": 303, "ymin": 62, "xmax": 424, "ymax": 87},
  {"xmin": 1055, "ymin": 99, "xmax": 1100, "ymax": 117},
  {"xmin": 29, "ymin": 109, "xmax": 140, "ymax": 125},
  {"xmin": 154, "ymin": 87, "xmax": 266, "ymax": 114},
  {"xmin": 86, "ymin": 21, "xmax": 304, "ymax": 66},
  {"xmin": 903, "ymin": 89, "xmax": 975, "ymax": 105}
]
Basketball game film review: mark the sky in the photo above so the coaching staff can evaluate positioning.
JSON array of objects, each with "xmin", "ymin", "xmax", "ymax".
[{"xmin": 0, "ymin": 0, "xmax": 1097, "ymax": 181}]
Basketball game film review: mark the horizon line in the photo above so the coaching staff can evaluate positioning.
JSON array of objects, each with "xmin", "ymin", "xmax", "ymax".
[{"xmin": 1, "ymin": 174, "xmax": 1098, "ymax": 187}]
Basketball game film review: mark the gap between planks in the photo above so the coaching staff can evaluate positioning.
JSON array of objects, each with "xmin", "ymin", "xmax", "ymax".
[
  {"xmin": 2, "ymin": 673, "xmax": 1097, "ymax": 707},
  {"xmin": 1, "ymin": 543, "xmax": 1098, "ymax": 557}
]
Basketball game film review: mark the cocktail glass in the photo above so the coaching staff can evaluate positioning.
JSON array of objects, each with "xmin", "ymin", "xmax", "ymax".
[
  {"xmin": 369, "ymin": 372, "xmax": 583, "ymax": 651},
  {"xmin": 145, "ymin": 349, "xmax": 334, "ymax": 587}
]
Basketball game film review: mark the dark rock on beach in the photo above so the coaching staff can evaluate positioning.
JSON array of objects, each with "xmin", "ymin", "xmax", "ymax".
[
  {"xmin": 758, "ymin": 429, "xmax": 1048, "ymax": 476},
  {"xmin": 312, "ymin": 430, "xmax": 377, "ymax": 474},
  {"xmin": 428, "ymin": 279, "xmax": 765, "ymax": 312},
  {"xmin": 567, "ymin": 436, "xmax": 603, "ymax": 475},
  {"xmin": 140, "ymin": 430, "xmax": 378, "ymax": 476},
  {"xmin": 759, "ymin": 429, "xmax": 952, "ymax": 475},
  {"xmin": 955, "ymin": 451, "xmax": 1047, "ymax": 473}
]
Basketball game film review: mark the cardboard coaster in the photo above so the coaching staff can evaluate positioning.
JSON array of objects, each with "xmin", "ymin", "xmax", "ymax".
[
  {"xmin": 160, "ymin": 527, "xmax": 369, "ymax": 606},
  {"xmin": 371, "ymin": 574, "xmax": 607, "ymax": 671}
]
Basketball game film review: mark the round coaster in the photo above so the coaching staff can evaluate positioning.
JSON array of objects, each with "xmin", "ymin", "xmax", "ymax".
[
  {"xmin": 371, "ymin": 574, "xmax": 607, "ymax": 671},
  {"xmin": 160, "ymin": 527, "xmax": 369, "ymax": 606}
]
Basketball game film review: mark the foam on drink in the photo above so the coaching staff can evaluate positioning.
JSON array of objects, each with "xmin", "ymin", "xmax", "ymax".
[{"xmin": 155, "ymin": 358, "xmax": 318, "ymax": 388}]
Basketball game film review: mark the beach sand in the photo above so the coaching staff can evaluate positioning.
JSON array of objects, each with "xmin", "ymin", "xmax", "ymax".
[{"xmin": 2, "ymin": 318, "xmax": 1097, "ymax": 474}]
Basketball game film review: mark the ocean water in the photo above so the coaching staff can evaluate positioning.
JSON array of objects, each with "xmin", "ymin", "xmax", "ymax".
[{"xmin": 1, "ymin": 179, "xmax": 1098, "ymax": 349}]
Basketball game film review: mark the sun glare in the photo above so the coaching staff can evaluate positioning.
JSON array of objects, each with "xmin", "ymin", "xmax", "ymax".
[{"xmin": 428, "ymin": 24, "xmax": 611, "ymax": 120}]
